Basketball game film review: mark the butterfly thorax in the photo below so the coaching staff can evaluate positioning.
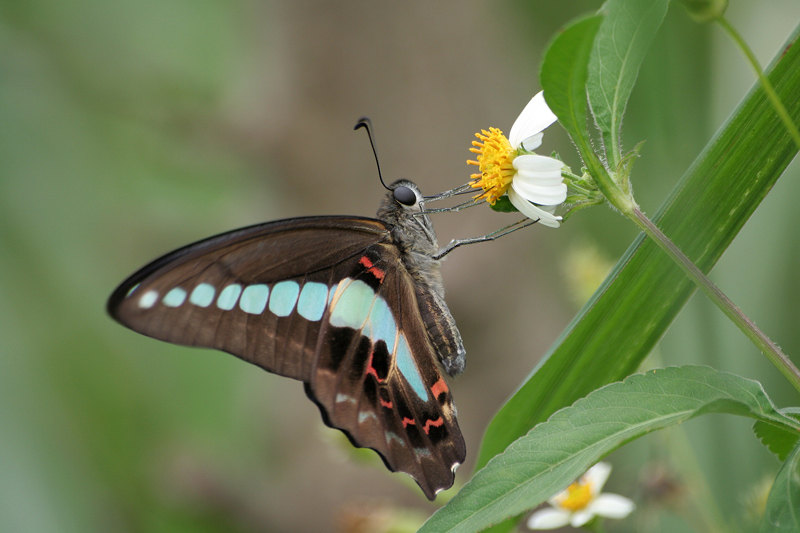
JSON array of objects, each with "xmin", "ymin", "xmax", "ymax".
[
  {"xmin": 377, "ymin": 181, "xmax": 466, "ymax": 377},
  {"xmin": 376, "ymin": 183, "xmax": 443, "ymax": 299}
]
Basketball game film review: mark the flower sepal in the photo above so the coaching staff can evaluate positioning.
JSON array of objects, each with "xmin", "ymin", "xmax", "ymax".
[
  {"xmin": 557, "ymin": 168, "xmax": 605, "ymax": 220},
  {"xmin": 489, "ymin": 196, "xmax": 519, "ymax": 213},
  {"xmin": 678, "ymin": 0, "xmax": 728, "ymax": 23}
]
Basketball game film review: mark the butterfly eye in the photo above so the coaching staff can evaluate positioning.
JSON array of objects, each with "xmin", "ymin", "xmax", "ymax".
[{"xmin": 393, "ymin": 186, "xmax": 417, "ymax": 206}]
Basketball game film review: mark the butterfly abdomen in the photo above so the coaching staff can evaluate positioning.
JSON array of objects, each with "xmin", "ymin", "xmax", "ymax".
[{"xmin": 377, "ymin": 181, "xmax": 467, "ymax": 377}]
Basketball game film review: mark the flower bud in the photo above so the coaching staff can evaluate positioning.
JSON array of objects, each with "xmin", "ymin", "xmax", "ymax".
[{"xmin": 678, "ymin": 0, "xmax": 728, "ymax": 23}]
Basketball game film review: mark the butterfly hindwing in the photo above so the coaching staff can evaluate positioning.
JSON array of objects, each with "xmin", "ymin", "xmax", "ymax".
[
  {"xmin": 107, "ymin": 216, "xmax": 465, "ymax": 499},
  {"xmin": 308, "ymin": 243, "xmax": 465, "ymax": 500}
]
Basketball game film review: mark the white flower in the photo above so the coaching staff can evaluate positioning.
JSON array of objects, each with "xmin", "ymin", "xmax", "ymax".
[
  {"xmin": 468, "ymin": 91, "xmax": 566, "ymax": 228},
  {"xmin": 527, "ymin": 462, "xmax": 636, "ymax": 530}
]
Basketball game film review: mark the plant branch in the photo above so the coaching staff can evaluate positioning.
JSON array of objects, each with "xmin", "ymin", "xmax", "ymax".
[
  {"xmin": 717, "ymin": 16, "xmax": 800, "ymax": 150},
  {"xmin": 628, "ymin": 207, "xmax": 800, "ymax": 393}
]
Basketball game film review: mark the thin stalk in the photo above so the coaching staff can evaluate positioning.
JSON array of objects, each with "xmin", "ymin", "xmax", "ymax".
[
  {"xmin": 717, "ymin": 16, "xmax": 800, "ymax": 150},
  {"xmin": 629, "ymin": 207, "xmax": 800, "ymax": 393}
]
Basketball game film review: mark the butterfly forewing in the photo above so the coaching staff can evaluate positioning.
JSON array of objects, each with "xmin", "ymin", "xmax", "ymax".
[
  {"xmin": 108, "ymin": 217, "xmax": 387, "ymax": 381},
  {"xmin": 107, "ymin": 216, "xmax": 465, "ymax": 499}
]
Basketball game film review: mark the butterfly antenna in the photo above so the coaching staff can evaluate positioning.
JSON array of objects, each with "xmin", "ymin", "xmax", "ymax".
[{"xmin": 355, "ymin": 117, "xmax": 390, "ymax": 191}]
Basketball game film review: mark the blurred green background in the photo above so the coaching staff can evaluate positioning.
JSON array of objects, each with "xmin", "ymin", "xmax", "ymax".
[{"xmin": 1, "ymin": 1, "xmax": 799, "ymax": 531}]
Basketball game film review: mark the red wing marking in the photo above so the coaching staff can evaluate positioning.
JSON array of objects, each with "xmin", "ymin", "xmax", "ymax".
[
  {"xmin": 423, "ymin": 417, "xmax": 444, "ymax": 434},
  {"xmin": 366, "ymin": 350, "xmax": 385, "ymax": 383},
  {"xmin": 402, "ymin": 417, "xmax": 416, "ymax": 427},
  {"xmin": 380, "ymin": 398, "xmax": 393, "ymax": 409},
  {"xmin": 358, "ymin": 255, "xmax": 386, "ymax": 283},
  {"xmin": 430, "ymin": 377, "xmax": 449, "ymax": 400}
]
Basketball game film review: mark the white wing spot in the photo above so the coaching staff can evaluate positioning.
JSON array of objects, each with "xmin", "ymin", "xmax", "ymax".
[
  {"xmin": 163, "ymin": 287, "xmax": 187, "ymax": 307},
  {"xmin": 138, "ymin": 290, "xmax": 158, "ymax": 309}
]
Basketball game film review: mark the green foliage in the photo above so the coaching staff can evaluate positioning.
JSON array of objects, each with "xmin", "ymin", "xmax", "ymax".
[
  {"xmin": 678, "ymin": 0, "xmax": 729, "ymax": 24},
  {"xmin": 754, "ymin": 408, "xmax": 800, "ymax": 461},
  {"xmin": 760, "ymin": 442, "xmax": 800, "ymax": 532},
  {"xmin": 476, "ymin": 6, "xmax": 800, "ymax": 477},
  {"xmin": 422, "ymin": 366, "xmax": 800, "ymax": 533},
  {"xmin": 587, "ymin": 0, "xmax": 670, "ymax": 168},
  {"xmin": 540, "ymin": 15, "xmax": 602, "ymax": 158},
  {"xmin": 472, "ymin": 4, "xmax": 800, "ymax": 530}
]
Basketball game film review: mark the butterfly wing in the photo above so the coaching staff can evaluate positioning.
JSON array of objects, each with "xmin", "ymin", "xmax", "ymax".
[
  {"xmin": 108, "ymin": 216, "xmax": 388, "ymax": 382},
  {"xmin": 308, "ymin": 242, "xmax": 466, "ymax": 500},
  {"xmin": 107, "ymin": 216, "xmax": 465, "ymax": 499}
]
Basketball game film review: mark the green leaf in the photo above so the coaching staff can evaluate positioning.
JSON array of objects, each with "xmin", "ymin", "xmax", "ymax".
[
  {"xmin": 760, "ymin": 441, "xmax": 800, "ymax": 532},
  {"xmin": 754, "ymin": 408, "xmax": 800, "ymax": 461},
  {"xmin": 421, "ymin": 366, "xmax": 799, "ymax": 533},
  {"xmin": 540, "ymin": 15, "xmax": 603, "ymax": 159},
  {"xmin": 587, "ymin": 0, "xmax": 670, "ymax": 168},
  {"xmin": 475, "ymin": 21, "xmax": 800, "ymax": 476}
]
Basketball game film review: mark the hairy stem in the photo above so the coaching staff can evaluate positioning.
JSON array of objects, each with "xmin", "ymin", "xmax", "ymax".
[{"xmin": 629, "ymin": 207, "xmax": 800, "ymax": 393}]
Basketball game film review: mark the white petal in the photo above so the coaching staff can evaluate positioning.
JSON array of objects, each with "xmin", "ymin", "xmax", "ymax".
[
  {"xmin": 511, "ymin": 156, "xmax": 567, "ymax": 206},
  {"xmin": 519, "ymin": 133, "xmax": 543, "ymax": 152},
  {"xmin": 520, "ymin": 133, "xmax": 544, "ymax": 152},
  {"xmin": 570, "ymin": 508, "xmax": 597, "ymax": 528},
  {"xmin": 513, "ymin": 154, "xmax": 564, "ymax": 175},
  {"xmin": 509, "ymin": 91, "xmax": 558, "ymax": 149},
  {"xmin": 526, "ymin": 508, "xmax": 571, "ymax": 529},
  {"xmin": 508, "ymin": 188, "xmax": 562, "ymax": 228},
  {"xmin": 516, "ymin": 176, "xmax": 565, "ymax": 189},
  {"xmin": 591, "ymin": 494, "xmax": 636, "ymax": 518},
  {"xmin": 585, "ymin": 462, "xmax": 612, "ymax": 495},
  {"xmin": 511, "ymin": 180, "xmax": 567, "ymax": 206}
]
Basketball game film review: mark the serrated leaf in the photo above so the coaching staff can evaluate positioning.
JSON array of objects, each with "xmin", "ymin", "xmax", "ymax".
[
  {"xmin": 760, "ymin": 442, "xmax": 800, "ymax": 532},
  {"xmin": 421, "ymin": 367, "xmax": 799, "ymax": 533},
  {"xmin": 754, "ymin": 421, "xmax": 800, "ymax": 462},
  {"xmin": 755, "ymin": 409, "xmax": 800, "ymax": 461},
  {"xmin": 587, "ymin": 0, "xmax": 670, "ymax": 167}
]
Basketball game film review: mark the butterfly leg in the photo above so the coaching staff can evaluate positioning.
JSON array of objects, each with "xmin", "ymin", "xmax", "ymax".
[
  {"xmin": 433, "ymin": 218, "xmax": 538, "ymax": 260},
  {"xmin": 419, "ymin": 198, "xmax": 482, "ymax": 215},
  {"xmin": 422, "ymin": 183, "xmax": 474, "ymax": 202}
]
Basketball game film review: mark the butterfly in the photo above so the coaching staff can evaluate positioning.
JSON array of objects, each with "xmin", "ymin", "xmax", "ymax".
[{"xmin": 107, "ymin": 180, "xmax": 467, "ymax": 500}]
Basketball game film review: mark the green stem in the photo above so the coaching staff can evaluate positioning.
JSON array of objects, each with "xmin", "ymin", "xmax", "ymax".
[
  {"xmin": 717, "ymin": 16, "xmax": 800, "ymax": 150},
  {"xmin": 561, "ymin": 198, "xmax": 605, "ymax": 221},
  {"xmin": 629, "ymin": 207, "xmax": 800, "ymax": 394},
  {"xmin": 592, "ymin": 138, "xmax": 800, "ymax": 388}
]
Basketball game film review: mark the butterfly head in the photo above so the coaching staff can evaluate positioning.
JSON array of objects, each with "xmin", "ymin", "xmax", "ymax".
[{"xmin": 377, "ymin": 180, "xmax": 438, "ymax": 253}]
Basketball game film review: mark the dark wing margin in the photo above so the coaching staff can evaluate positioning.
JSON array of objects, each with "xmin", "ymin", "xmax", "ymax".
[
  {"xmin": 307, "ymin": 242, "xmax": 466, "ymax": 500},
  {"xmin": 107, "ymin": 216, "xmax": 389, "ymax": 382}
]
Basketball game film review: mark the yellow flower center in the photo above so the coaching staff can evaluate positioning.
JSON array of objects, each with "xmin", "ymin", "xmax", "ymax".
[
  {"xmin": 467, "ymin": 127, "xmax": 516, "ymax": 205},
  {"xmin": 556, "ymin": 480, "xmax": 594, "ymax": 512}
]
